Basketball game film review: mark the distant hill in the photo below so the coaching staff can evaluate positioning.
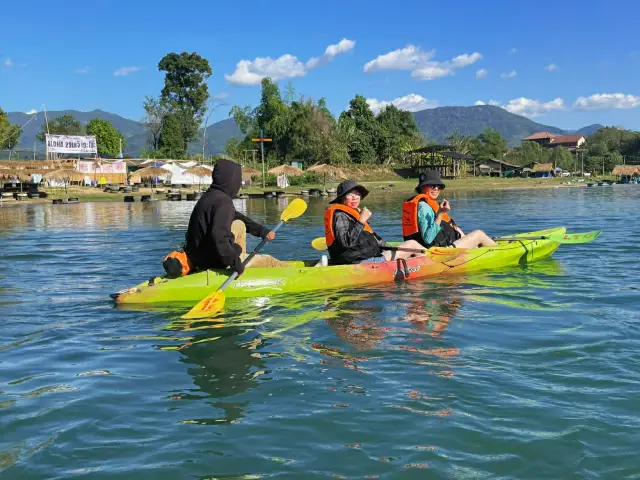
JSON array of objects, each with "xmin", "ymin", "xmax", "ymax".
[
  {"xmin": 6, "ymin": 109, "xmax": 240, "ymax": 158},
  {"xmin": 6, "ymin": 105, "xmax": 602, "ymax": 158},
  {"xmin": 572, "ymin": 124, "xmax": 604, "ymax": 135},
  {"xmin": 410, "ymin": 105, "xmax": 569, "ymax": 146}
]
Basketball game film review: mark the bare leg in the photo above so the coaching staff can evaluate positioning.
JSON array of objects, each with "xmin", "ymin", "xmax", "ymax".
[
  {"xmin": 381, "ymin": 240, "xmax": 426, "ymax": 261},
  {"xmin": 232, "ymin": 219, "xmax": 292, "ymax": 268},
  {"xmin": 453, "ymin": 230, "xmax": 497, "ymax": 248}
]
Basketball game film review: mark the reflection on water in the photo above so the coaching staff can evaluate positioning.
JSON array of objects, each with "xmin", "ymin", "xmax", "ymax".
[{"xmin": 1, "ymin": 187, "xmax": 640, "ymax": 478}]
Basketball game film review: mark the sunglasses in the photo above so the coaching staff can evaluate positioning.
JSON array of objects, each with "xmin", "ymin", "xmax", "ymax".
[{"xmin": 425, "ymin": 184, "xmax": 444, "ymax": 190}]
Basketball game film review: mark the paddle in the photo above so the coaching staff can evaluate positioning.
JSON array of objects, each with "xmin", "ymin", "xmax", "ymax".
[
  {"xmin": 494, "ymin": 230, "xmax": 601, "ymax": 244},
  {"xmin": 181, "ymin": 198, "xmax": 308, "ymax": 320},
  {"xmin": 311, "ymin": 236, "xmax": 428, "ymax": 254}
]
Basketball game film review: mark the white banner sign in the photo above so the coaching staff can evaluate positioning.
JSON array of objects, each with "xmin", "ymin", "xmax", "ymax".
[
  {"xmin": 77, "ymin": 160, "xmax": 126, "ymax": 174},
  {"xmin": 46, "ymin": 134, "xmax": 98, "ymax": 154}
]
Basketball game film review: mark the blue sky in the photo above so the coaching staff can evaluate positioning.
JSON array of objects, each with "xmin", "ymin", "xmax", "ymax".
[{"xmin": 1, "ymin": 0, "xmax": 639, "ymax": 130}]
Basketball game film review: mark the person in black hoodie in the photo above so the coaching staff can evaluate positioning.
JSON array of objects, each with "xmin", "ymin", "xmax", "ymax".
[{"xmin": 183, "ymin": 158, "xmax": 289, "ymax": 274}]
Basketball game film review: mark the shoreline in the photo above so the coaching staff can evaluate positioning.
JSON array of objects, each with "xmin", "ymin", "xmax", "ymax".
[{"xmin": 0, "ymin": 177, "xmax": 603, "ymax": 208}]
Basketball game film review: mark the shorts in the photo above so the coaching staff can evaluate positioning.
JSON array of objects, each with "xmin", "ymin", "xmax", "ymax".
[{"xmin": 359, "ymin": 255, "xmax": 388, "ymax": 264}]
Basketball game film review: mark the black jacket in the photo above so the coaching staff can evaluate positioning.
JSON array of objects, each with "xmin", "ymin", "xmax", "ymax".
[
  {"xmin": 184, "ymin": 159, "xmax": 269, "ymax": 273},
  {"xmin": 328, "ymin": 210, "xmax": 388, "ymax": 265}
]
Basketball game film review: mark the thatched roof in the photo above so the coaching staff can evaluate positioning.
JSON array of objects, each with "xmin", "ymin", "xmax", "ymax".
[
  {"xmin": 532, "ymin": 163, "xmax": 554, "ymax": 172},
  {"xmin": 612, "ymin": 165, "xmax": 639, "ymax": 176},
  {"xmin": 43, "ymin": 169, "xmax": 85, "ymax": 182},
  {"xmin": 268, "ymin": 165, "xmax": 303, "ymax": 176},
  {"xmin": 135, "ymin": 166, "xmax": 169, "ymax": 178},
  {"xmin": 183, "ymin": 166, "xmax": 213, "ymax": 178},
  {"xmin": 307, "ymin": 164, "xmax": 347, "ymax": 178},
  {"xmin": 242, "ymin": 167, "xmax": 261, "ymax": 176}
]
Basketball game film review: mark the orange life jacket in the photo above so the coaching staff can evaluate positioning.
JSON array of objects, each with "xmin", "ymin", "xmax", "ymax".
[
  {"xmin": 163, "ymin": 250, "xmax": 193, "ymax": 278},
  {"xmin": 324, "ymin": 204, "xmax": 374, "ymax": 247},
  {"xmin": 401, "ymin": 194, "xmax": 459, "ymax": 247}
]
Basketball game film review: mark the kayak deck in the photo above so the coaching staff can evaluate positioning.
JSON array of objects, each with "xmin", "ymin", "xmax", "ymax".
[{"xmin": 112, "ymin": 227, "xmax": 565, "ymax": 305}]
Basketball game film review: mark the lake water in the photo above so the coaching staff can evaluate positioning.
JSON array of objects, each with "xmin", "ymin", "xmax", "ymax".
[{"xmin": 1, "ymin": 186, "xmax": 639, "ymax": 479}]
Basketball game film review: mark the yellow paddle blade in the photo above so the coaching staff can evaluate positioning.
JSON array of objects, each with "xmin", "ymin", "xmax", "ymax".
[
  {"xmin": 281, "ymin": 198, "xmax": 307, "ymax": 222},
  {"xmin": 311, "ymin": 237, "xmax": 328, "ymax": 251},
  {"xmin": 181, "ymin": 291, "xmax": 226, "ymax": 320}
]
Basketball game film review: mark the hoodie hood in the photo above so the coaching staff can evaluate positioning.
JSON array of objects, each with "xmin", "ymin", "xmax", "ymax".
[{"xmin": 210, "ymin": 159, "xmax": 242, "ymax": 198}]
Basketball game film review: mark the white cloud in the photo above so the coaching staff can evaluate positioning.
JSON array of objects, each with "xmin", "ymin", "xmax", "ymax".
[
  {"xmin": 225, "ymin": 54, "xmax": 306, "ymax": 85},
  {"xmin": 450, "ymin": 52, "xmax": 482, "ymax": 68},
  {"xmin": 364, "ymin": 46, "xmax": 482, "ymax": 81},
  {"xmin": 476, "ymin": 68, "xmax": 488, "ymax": 79},
  {"xmin": 76, "ymin": 66, "xmax": 90, "ymax": 74},
  {"xmin": 366, "ymin": 93, "xmax": 438, "ymax": 114},
  {"xmin": 475, "ymin": 100, "xmax": 500, "ymax": 106},
  {"xmin": 114, "ymin": 66, "xmax": 141, "ymax": 76},
  {"xmin": 500, "ymin": 70, "xmax": 517, "ymax": 79},
  {"xmin": 3, "ymin": 58, "xmax": 13, "ymax": 67},
  {"xmin": 363, "ymin": 44, "xmax": 434, "ymax": 72},
  {"xmin": 25, "ymin": 109, "xmax": 38, "ymax": 114},
  {"xmin": 509, "ymin": 48, "xmax": 517, "ymax": 55},
  {"xmin": 226, "ymin": 39, "xmax": 355, "ymax": 85},
  {"xmin": 503, "ymin": 97, "xmax": 565, "ymax": 117},
  {"xmin": 307, "ymin": 38, "xmax": 355, "ymax": 69},
  {"xmin": 411, "ymin": 62, "xmax": 453, "ymax": 80},
  {"xmin": 544, "ymin": 63, "xmax": 558, "ymax": 72},
  {"xmin": 574, "ymin": 93, "xmax": 640, "ymax": 110}
]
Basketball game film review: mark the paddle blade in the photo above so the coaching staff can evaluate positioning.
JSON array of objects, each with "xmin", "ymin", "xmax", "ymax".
[
  {"xmin": 281, "ymin": 198, "xmax": 307, "ymax": 222},
  {"xmin": 181, "ymin": 291, "xmax": 226, "ymax": 319},
  {"xmin": 549, "ymin": 230, "xmax": 601, "ymax": 244},
  {"xmin": 311, "ymin": 237, "xmax": 328, "ymax": 251}
]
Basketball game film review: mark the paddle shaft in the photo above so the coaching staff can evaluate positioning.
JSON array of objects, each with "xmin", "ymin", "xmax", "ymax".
[
  {"xmin": 381, "ymin": 245, "xmax": 426, "ymax": 254},
  {"xmin": 215, "ymin": 219, "xmax": 286, "ymax": 292}
]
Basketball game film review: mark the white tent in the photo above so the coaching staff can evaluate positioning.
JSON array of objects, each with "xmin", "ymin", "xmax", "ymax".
[{"xmin": 161, "ymin": 163, "xmax": 212, "ymax": 185}]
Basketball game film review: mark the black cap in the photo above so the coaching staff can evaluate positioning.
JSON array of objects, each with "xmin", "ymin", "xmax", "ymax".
[
  {"xmin": 415, "ymin": 170, "xmax": 446, "ymax": 193},
  {"xmin": 330, "ymin": 179, "xmax": 370, "ymax": 204}
]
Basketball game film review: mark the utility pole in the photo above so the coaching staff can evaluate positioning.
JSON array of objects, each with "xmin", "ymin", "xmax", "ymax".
[{"xmin": 252, "ymin": 127, "xmax": 272, "ymax": 188}]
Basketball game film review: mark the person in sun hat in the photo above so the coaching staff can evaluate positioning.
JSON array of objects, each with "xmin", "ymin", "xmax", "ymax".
[
  {"xmin": 402, "ymin": 170, "xmax": 496, "ymax": 249},
  {"xmin": 324, "ymin": 179, "xmax": 426, "ymax": 265}
]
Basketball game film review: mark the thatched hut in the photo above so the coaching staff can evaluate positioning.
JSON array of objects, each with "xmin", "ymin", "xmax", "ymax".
[
  {"xmin": 307, "ymin": 163, "xmax": 346, "ymax": 188},
  {"xmin": 532, "ymin": 163, "xmax": 555, "ymax": 178},
  {"xmin": 612, "ymin": 165, "xmax": 639, "ymax": 183}
]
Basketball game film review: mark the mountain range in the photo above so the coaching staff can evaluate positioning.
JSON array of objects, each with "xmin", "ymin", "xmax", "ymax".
[{"xmin": 6, "ymin": 106, "xmax": 603, "ymax": 158}]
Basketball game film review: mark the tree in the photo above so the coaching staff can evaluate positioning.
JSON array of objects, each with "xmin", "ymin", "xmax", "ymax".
[
  {"xmin": 36, "ymin": 113, "xmax": 83, "ymax": 142},
  {"xmin": 476, "ymin": 127, "xmax": 508, "ymax": 159},
  {"xmin": 376, "ymin": 105, "xmax": 423, "ymax": 164},
  {"xmin": 339, "ymin": 94, "xmax": 379, "ymax": 163},
  {"xmin": 86, "ymin": 118, "xmax": 125, "ymax": 157},
  {"xmin": 157, "ymin": 52, "xmax": 212, "ymax": 153},
  {"xmin": 445, "ymin": 131, "xmax": 475, "ymax": 155},
  {"xmin": 549, "ymin": 146, "xmax": 575, "ymax": 171},
  {"xmin": 142, "ymin": 96, "xmax": 169, "ymax": 151},
  {"xmin": 158, "ymin": 113, "xmax": 186, "ymax": 158},
  {"xmin": 0, "ymin": 108, "xmax": 22, "ymax": 151}
]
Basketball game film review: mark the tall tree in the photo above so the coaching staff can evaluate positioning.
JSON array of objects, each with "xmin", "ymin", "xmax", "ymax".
[
  {"xmin": 445, "ymin": 131, "xmax": 475, "ymax": 155},
  {"xmin": 0, "ymin": 108, "xmax": 22, "ymax": 151},
  {"xmin": 549, "ymin": 146, "xmax": 575, "ymax": 171},
  {"xmin": 159, "ymin": 113, "xmax": 187, "ymax": 158},
  {"xmin": 339, "ymin": 94, "xmax": 378, "ymax": 163},
  {"xmin": 36, "ymin": 113, "xmax": 83, "ymax": 142},
  {"xmin": 157, "ymin": 51, "xmax": 212, "ymax": 154},
  {"xmin": 141, "ymin": 96, "xmax": 169, "ymax": 151},
  {"xmin": 376, "ymin": 105, "xmax": 423, "ymax": 164},
  {"xmin": 86, "ymin": 118, "xmax": 125, "ymax": 157},
  {"xmin": 476, "ymin": 127, "xmax": 508, "ymax": 159}
]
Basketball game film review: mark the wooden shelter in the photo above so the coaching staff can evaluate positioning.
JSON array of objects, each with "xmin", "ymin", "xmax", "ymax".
[
  {"xmin": 612, "ymin": 165, "xmax": 639, "ymax": 176},
  {"xmin": 408, "ymin": 145, "xmax": 472, "ymax": 179}
]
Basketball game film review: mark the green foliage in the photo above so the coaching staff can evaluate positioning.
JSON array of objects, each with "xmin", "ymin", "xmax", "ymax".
[
  {"xmin": 86, "ymin": 118, "xmax": 124, "ymax": 157},
  {"xmin": 0, "ymin": 108, "xmax": 22, "ymax": 150},
  {"xmin": 475, "ymin": 127, "xmax": 508, "ymax": 159},
  {"xmin": 549, "ymin": 146, "xmax": 576, "ymax": 171},
  {"xmin": 142, "ymin": 96, "xmax": 170, "ymax": 150},
  {"xmin": 339, "ymin": 95, "xmax": 379, "ymax": 163},
  {"xmin": 581, "ymin": 127, "xmax": 640, "ymax": 173},
  {"xmin": 158, "ymin": 113, "xmax": 187, "ymax": 158},
  {"xmin": 505, "ymin": 141, "xmax": 552, "ymax": 166},
  {"xmin": 156, "ymin": 51, "xmax": 212, "ymax": 155},
  {"xmin": 36, "ymin": 113, "xmax": 83, "ymax": 142},
  {"xmin": 445, "ymin": 131, "xmax": 475, "ymax": 155},
  {"xmin": 376, "ymin": 105, "xmax": 423, "ymax": 164}
]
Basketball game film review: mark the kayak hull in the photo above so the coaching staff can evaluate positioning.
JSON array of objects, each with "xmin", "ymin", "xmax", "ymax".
[{"xmin": 112, "ymin": 227, "xmax": 565, "ymax": 305}]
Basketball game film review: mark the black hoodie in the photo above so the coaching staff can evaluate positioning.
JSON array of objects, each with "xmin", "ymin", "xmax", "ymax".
[{"xmin": 184, "ymin": 159, "xmax": 269, "ymax": 273}]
